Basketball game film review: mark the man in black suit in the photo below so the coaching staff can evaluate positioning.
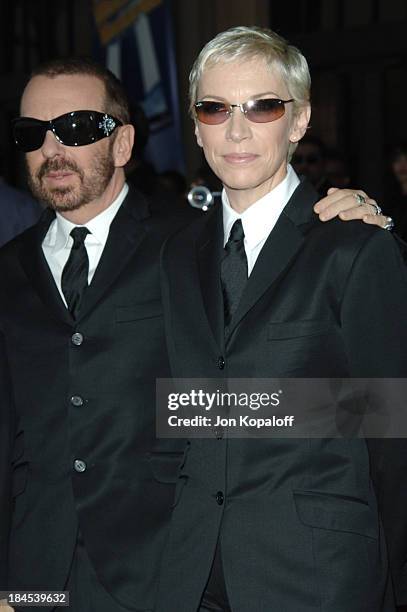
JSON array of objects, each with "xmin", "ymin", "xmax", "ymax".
[
  {"xmin": 0, "ymin": 55, "xmax": 394, "ymax": 612},
  {"xmin": 0, "ymin": 58, "xmax": 190, "ymax": 612},
  {"xmin": 155, "ymin": 27, "xmax": 407, "ymax": 611}
]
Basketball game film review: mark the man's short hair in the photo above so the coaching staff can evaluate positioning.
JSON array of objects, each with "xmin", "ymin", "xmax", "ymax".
[
  {"xmin": 189, "ymin": 26, "xmax": 311, "ymax": 158},
  {"xmin": 30, "ymin": 57, "xmax": 130, "ymax": 125}
]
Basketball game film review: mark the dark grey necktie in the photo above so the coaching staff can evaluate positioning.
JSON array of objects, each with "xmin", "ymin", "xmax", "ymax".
[
  {"xmin": 221, "ymin": 219, "xmax": 248, "ymax": 328},
  {"xmin": 61, "ymin": 226, "xmax": 90, "ymax": 319}
]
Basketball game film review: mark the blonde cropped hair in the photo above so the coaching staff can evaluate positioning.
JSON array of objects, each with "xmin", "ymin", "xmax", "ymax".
[{"xmin": 189, "ymin": 26, "xmax": 311, "ymax": 157}]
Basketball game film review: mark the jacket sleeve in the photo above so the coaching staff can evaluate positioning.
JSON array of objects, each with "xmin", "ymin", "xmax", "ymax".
[
  {"xmin": 340, "ymin": 228, "xmax": 407, "ymax": 605},
  {"xmin": 340, "ymin": 228, "xmax": 407, "ymax": 377}
]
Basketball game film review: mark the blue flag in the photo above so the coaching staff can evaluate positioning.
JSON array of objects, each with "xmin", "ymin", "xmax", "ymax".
[{"xmin": 93, "ymin": 0, "xmax": 185, "ymax": 173}]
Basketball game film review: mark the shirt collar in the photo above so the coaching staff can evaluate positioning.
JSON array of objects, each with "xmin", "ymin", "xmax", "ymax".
[
  {"xmin": 48, "ymin": 183, "xmax": 129, "ymax": 252},
  {"xmin": 222, "ymin": 164, "xmax": 300, "ymax": 248}
]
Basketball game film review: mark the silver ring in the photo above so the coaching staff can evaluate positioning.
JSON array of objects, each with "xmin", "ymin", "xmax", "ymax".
[
  {"xmin": 369, "ymin": 201, "xmax": 382, "ymax": 215},
  {"xmin": 383, "ymin": 216, "xmax": 394, "ymax": 231},
  {"xmin": 354, "ymin": 193, "xmax": 366, "ymax": 205}
]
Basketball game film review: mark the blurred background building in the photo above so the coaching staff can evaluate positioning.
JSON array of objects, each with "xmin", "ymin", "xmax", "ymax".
[{"xmin": 0, "ymin": 0, "xmax": 406, "ymax": 206}]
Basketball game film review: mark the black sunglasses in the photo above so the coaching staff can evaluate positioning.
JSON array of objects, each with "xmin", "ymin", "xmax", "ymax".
[
  {"xmin": 194, "ymin": 98, "xmax": 294, "ymax": 125},
  {"xmin": 12, "ymin": 110, "xmax": 123, "ymax": 152}
]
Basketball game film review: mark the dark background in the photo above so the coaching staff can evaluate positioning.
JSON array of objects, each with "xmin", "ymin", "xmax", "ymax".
[{"xmin": 0, "ymin": 0, "xmax": 406, "ymax": 201}]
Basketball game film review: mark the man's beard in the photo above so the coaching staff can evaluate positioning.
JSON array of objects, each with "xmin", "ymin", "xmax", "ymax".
[{"xmin": 26, "ymin": 146, "xmax": 115, "ymax": 212}]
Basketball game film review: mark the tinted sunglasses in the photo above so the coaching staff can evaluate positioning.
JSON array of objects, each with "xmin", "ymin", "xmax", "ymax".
[
  {"xmin": 12, "ymin": 110, "xmax": 123, "ymax": 152},
  {"xmin": 194, "ymin": 98, "xmax": 294, "ymax": 125}
]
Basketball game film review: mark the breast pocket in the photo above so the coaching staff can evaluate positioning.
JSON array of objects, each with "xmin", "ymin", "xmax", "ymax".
[
  {"xmin": 266, "ymin": 320, "xmax": 337, "ymax": 375},
  {"xmin": 115, "ymin": 299, "xmax": 163, "ymax": 323},
  {"xmin": 268, "ymin": 319, "xmax": 333, "ymax": 340}
]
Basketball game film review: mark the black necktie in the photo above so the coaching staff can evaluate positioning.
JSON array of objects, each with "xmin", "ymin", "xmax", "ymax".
[
  {"xmin": 221, "ymin": 219, "xmax": 248, "ymax": 328},
  {"xmin": 61, "ymin": 226, "xmax": 90, "ymax": 319}
]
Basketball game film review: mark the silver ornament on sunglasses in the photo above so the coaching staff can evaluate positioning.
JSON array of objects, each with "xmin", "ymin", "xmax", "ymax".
[{"xmin": 98, "ymin": 114, "xmax": 118, "ymax": 136}]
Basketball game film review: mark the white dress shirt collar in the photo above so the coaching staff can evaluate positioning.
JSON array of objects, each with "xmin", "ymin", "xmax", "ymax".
[
  {"xmin": 222, "ymin": 164, "xmax": 300, "ymax": 247},
  {"xmin": 45, "ymin": 182, "xmax": 129, "ymax": 253}
]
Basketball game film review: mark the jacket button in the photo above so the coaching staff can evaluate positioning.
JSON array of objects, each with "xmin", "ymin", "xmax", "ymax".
[
  {"xmin": 215, "ymin": 491, "xmax": 224, "ymax": 505},
  {"xmin": 71, "ymin": 395, "xmax": 84, "ymax": 407},
  {"xmin": 217, "ymin": 356, "xmax": 225, "ymax": 370},
  {"xmin": 71, "ymin": 332, "xmax": 84, "ymax": 346},
  {"xmin": 73, "ymin": 459, "xmax": 87, "ymax": 473}
]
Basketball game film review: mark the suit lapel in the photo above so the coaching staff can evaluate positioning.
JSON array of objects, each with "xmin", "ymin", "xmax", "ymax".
[
  {"xmin": 18, "ymin": 208, "xmax": 74, "ymax": 326},
  {"xmin": 196, "ymin": 205, "xmax": 225, "ymax": 349},
  {"xmin": 77, "ymin": 189, "xmax": 149, "ymax": 321},
  {"xmin": 227, "ymin": 180, "xmax": 320, "ymax": 338}
]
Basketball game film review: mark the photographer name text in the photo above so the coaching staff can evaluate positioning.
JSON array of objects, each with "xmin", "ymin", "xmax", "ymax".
[{"xmin": 168, "ymin": 414, "xmax": 295, "ymax": 429}]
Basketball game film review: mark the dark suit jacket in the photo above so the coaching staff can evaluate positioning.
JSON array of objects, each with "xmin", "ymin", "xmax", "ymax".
[
  {"xmin": 156, "ymin": 180, "xmax": 407, "ymax": 612},
  {"xmin": 0, "ymin": 187, "xmax": 190, "ymax": 611}
]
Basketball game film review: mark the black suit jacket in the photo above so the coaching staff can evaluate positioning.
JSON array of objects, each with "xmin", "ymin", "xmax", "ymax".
[
  {"xmin": 0, "ymin": 187, "xmax": 190, "ymax": 611},
  {"xmin": 156, "ymin": 180, "xmax": 407, "ymax": 612}
]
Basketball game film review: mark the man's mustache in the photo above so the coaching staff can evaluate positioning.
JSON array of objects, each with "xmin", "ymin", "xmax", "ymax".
[{"xmin": 37, "ymin": 159, "xmax": 84, "ymax": 181}]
